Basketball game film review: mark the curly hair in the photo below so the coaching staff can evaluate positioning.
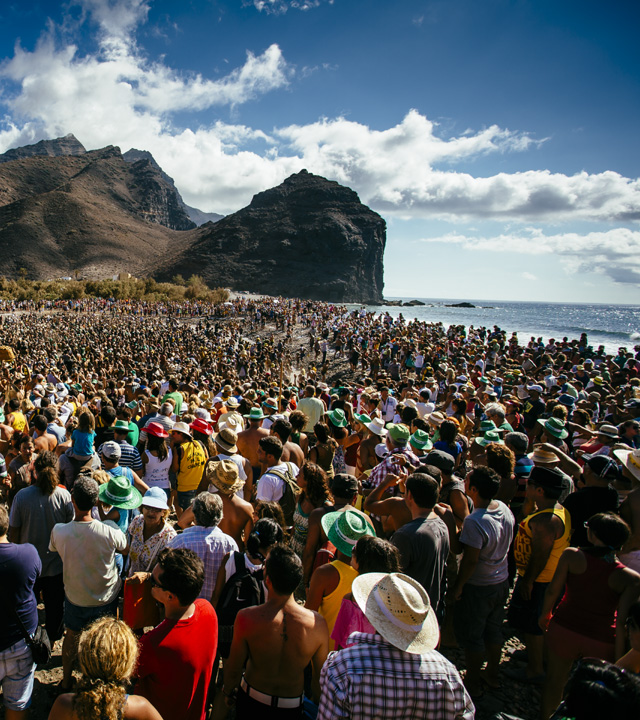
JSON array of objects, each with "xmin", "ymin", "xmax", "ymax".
[
  {"xmin": 486, "ymin": 443, "xmax": 516, "ymax": 480},
  {"xmin": 289, "ymin": 410, "xmax": 308, "ymax": 433},
  {"xmin": 300, "ymin": 462, "xmax": 333, "ymax": 508},
  {"xmin": 34, "ymin": 451, "xmax": 60, "ymax": 496},
  {"xmin": 73, "ymin": 617, "xmax": 138, "ymax": 720}
]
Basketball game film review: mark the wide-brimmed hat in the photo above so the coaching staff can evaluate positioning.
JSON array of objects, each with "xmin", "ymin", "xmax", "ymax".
[
  {"xmin": 206, "ymin": 459, "xmax": 244, "ymax": 495},
  {"xmin": 537, "ymin": 417, "xmax": 568, "ymax": 439},
  {"xmin": 528, "ymin": 445, "xmax": 560, "ymax": 465},
  {"xmin": 172, "ymin": 421, "xmax": 192, "ymax": 438},
  {"xmin": 225, "ymin": 396, "xmax": 240, "ymax": 409},
  {"xmin": 352, "ymin": 572, "xmax": 439, "ymax": 654},
  {"xmin": 475, "ymin": 429, "xmax": 504, "ymax": 447},
  {"xmin": 262, "ymin": 398, "xmax": 278, "ymax": 411},
  {"xmin": 321, "ymin": 510, "xmax": 374, "ymax": 557},
  {"xmin": 218, "ymin": 414, "xmax": 243, "ymax": 434},
  {"xmin": 477, "ymin": 419, "xmax": 498, "ymax": 434},
  {"xmin": 409, "ymin": 429, "xmax": 433, "ymax": 451},
  {"xmin": 98, "ymin": 475, "xmax": 142, "ymax": 510},
  {"xmin": 141, "ymin": 486, "xmax": 169, "ymax": 510},
  {"xmin": 190, "ymin": 418, "xmax": 213, "ymax": 436},
  {"xmin": 327, "ymin": 409, "xmax": 348, "ymax": 428},
  {"xmin": 114, "ymin": 420, "xmax": 129, "ymax": 433},
  {"xmin": 215, "ymin": 427, "xmax": 238, "ymax": 454},
  {"xmin": 595, "ymin": 424, "xmax": 619, "ymax": 440},
  {"xmin": 425, "ymin": 449, "xmax": 455, "ymax": 474},
  {"xmin": 613, "ymin": 447, "xmax": 640, "ymax": 481},
  {"xmin": 145, "ymin": 421, "xmax": 169, "ymax": 438},
  {"xmin": 244, "ymin": 407, "xmax": 265, "ymax": 421},
  {"xmin": 386, "ymin": 423, "xmax": 410, "ymax": 445},
  {"xmin": 365, "ymin": 418, "xmax": 387, "ymax": 437},
  {"xmin": 403, "ymin": 398, "xmax": 418, "ymax": 411},
  {"xmin": 353, "ymin": 413, "xmax": 372, "ymax": 426},
  {"xmin": 428, "ymin": 411, "xmax": 445, "ymax": 427}
]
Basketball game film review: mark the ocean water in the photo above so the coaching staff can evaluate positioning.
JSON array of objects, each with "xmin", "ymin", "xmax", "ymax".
[{"xmin": 353, "ymin": 298, "xmax": 640, "ymax": 356}]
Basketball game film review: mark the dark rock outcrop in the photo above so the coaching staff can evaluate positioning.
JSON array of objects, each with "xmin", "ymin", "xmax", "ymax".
[
  {"xmin": 159, "ymin": 170, "xmax": 386, "ymax": 303},
  {"xmin": 445, "ymin": 301, "xmax": 476, "ymax": 308},
  {"xmin": 403, "ymin": 299, "xmax": 426, "ymax": 306},
  {"xmin": 123, "ymin": 149, "xmax": 223, "ymax": 227},
  {"xmin": 0, "ymin": 134, "xmax": 86, "ymax": 163}
]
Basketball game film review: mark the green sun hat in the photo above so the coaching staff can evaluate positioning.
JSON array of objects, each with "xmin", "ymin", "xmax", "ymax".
[
  {"xmin": 321, "ymin": 509, "xmax": 374, "ymax": 557},
  {"xmin": 98, "ymin": 475, "xmax": 142, "ymax": 510},
  {"xmin": 386, "ymin": 423, "xmax": 410, "ymax": 444},
  {"xmin": 478, "ymin": 419, "xmax": 497, "ymax": 434},
  {"xmin": 474, "ymin": 430, "xmax": 504, "ymax": 447},
  {"xmin": 537, "ymin": 416, "xmax": 568, "ymax": 439},
  {"xmin": 114, "ymin": 420, "xmax": 129, "ymax": 431},
  {"xmin": 327, "ymin": 409, "xmax": 348, "ymax": 428},
  {"xmin": 353, "ymin": 413, "xmax": 372, "ymax": 426},
  {"xmin": 410, "ymin": 429, "xmax": 433, "ymax": 451},
  {"xmin": 244, "ymin": 407, "xmax": 265, "ymax": 420}
]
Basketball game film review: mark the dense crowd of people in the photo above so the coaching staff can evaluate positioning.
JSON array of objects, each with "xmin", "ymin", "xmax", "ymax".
[{"xmin": 1, "ymin": 294, "xmax": 640, "ymax": 720}]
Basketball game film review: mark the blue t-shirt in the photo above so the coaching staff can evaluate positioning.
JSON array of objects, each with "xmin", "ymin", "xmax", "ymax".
[
  {"xmin": 72, "ymin": 429, "xmax": 95, "ymax": 456},
  {"xmin": 47, "ymin": 423, "xmax": 66, "ymax": 444},
  {"xmin": 0, "ymin": 542, "xmax": 41, "ymax": 650}
]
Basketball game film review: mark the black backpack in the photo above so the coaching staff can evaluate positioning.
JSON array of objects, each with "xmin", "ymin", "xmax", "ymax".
[{"xmin": 216, "ymin": 552, "xmax": 265, "ymax": 658}]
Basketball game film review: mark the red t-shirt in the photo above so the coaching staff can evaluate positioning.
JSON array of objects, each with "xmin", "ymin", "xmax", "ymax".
[{"xmin": 134, "ymin": 599, "xmax": 218, "ymax": 720}]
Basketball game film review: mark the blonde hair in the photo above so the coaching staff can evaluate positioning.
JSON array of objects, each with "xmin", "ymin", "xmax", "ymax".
[
  {"xmin": 92, "ymin": 469, "xmax": 111, "ymax": 486},
  {"xmin": 73, "ymin": 617, "xmax": 138, "ymax": 720}
]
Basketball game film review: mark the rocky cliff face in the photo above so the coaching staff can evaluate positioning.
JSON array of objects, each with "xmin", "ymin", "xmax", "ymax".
[
  {"xmin": 0, "ymin": 134, "xmax": 87, "ymax": 163},
  {"xmin": 159, "ymin": 170, "xmax": 386, "ymax": 303}
]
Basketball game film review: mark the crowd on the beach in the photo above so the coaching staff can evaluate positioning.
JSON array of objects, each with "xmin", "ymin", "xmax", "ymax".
[{"xmin": 1, "ymin": 295, "xmax": 640, "ymax": 720}]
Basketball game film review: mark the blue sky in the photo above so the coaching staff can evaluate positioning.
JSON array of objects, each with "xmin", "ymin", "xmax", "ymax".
[{"xmin": 0, "ymin": 0, "xmax": 638, "ymax": 303}]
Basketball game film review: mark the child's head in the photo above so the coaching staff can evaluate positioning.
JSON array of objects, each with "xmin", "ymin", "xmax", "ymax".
[{"xmin": 77, "ymin": 408, "xmax": 95, "ymax": 432}]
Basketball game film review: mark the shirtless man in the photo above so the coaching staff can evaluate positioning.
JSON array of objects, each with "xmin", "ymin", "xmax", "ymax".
[
  {"xmin": 199, "ymin": 428, "xmax": 254, "ymax": 501},
  {"xmin": 185, "ymin": 460, "xmax": 253, "ymax": 548},
  {"xmin": 33, "ymin": 414, "xmax": 58, "ymax": 452},
  {"xmin": 237, "ymin": 408, "xmax": 269, "ymax": 481},
  {"xmin": 271, "ymin": 418, "xmax": 304, "ymax": 468},
  {"xmin": 223, "ymin": 545, "xmax": 328, "ymax": 716}
]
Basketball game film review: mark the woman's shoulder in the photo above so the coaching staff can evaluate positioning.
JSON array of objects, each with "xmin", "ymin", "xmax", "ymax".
[{"xmin": 125, "ymin": 694, "xmax": 162, "ymax": 719}]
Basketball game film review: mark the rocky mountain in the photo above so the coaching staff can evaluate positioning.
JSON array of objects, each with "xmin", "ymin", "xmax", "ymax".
[
  {"xmin": 158, "ymin": 170, "xmax": 386, "ymax": 303},
  {"xmin": 0, "ymin": 137, "xmax": 386, "ymax": 302},
  {"xmin": 123, "ymin": 149, "xmax": 223, "ymax": 226},
  {"xmin": 0, "ymin": 134, "xmax": 86, "ymax": 163}
]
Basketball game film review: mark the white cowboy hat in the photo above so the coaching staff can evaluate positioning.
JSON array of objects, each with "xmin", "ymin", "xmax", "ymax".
[
  {"xmin": 352, "ymin": 572, "xmax": 440, "ymax": 654},
  {"xmin": 613, "ymin": 447, "xmax": 640, "ymax": 482},
  {"xmin": 365, "ymin": 418, "xmax": 388, "ymax": 437}
]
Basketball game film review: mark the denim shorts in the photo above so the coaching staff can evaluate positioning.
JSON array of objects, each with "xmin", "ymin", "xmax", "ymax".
[
  {"xmin": 64, "ymin": 594, "xmax": 119, "ymax": 633},
  {"xmin": 177, "ymin": 489, "xmax": 197, "ymax": 510},
  {"xmin": 0, "ymin": 638, "xmax": 35, "ymax": 711}
]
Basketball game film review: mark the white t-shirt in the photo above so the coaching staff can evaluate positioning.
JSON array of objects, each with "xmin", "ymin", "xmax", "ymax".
[
  {"xmin": 256, "ymin": 462, "xmax": 300, "ymax": 503},
  {"xmin": 49, "ymin": 519, "xmax": 127, "ymax": 606}
]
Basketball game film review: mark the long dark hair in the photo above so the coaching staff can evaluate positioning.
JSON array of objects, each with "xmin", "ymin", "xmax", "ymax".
[
  {"xmin": 300, "ymin": 462, "xmax": 333, "ymax": 508},
  {"xmin": 35, "ymin": 451, "xmax": 59, "ymax": 497},
  {"xmin": 147, "ymin": 433, "xmax": 168, "ymax": 462}
]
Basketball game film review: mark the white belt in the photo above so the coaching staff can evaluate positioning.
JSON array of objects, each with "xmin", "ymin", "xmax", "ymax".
[{"xmin": 240, "ymin": 677, "xmax": 303, "ymax": 708}]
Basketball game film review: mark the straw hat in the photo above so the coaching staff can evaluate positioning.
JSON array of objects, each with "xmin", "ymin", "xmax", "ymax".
[
  {"xmin": 352, "ymin": 572, "xmax": 440, "ymax": 654},
  {"xmin": 428, "ymin": 411, "xmax": 445, "ymax": 427},
  {"xmin": 528, "ymin": 445, "xmax": 560, "ymax": 465},
  {"xmin": 613, "ymin": 447, "xmax": 640, "ymax": 481},
  {"xmin": 225, "ymin": 396, "xmax": 240, "ymax": 409},
  {"xmin": 98, "ymin": 475, "xmax": 142, "ymax": 510},
  {"xmin": 206, "ymin": 459, "xmax": 244, "ymax": 495},
  {"xmin": 320, "ymin": 510, "xmax": 374, "ymax": 557},
  {"xmin": 215, "ymin": 428, "xmax": 238, "ymax": 454},
  {"xmin": 172, "ymin": 421, "xmax": 192, "ymax": 439}
]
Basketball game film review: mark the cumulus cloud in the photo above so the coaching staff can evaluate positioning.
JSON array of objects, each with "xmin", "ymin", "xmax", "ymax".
[
  {"xmin": 0, "ymin": 0, "xmax": 638, "ymax": 225},
  {"xmin": 420, "ymin": 228, "xmax": 640, "ymax": 285},
  {"xmin": 249, "ymin": 0, "xmax": 331, "ymax": 14}
]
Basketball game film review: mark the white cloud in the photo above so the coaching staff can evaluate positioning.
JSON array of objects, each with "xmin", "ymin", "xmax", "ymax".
[
  {"xmin": 420, "ymin": 228, "xmax": 640, "ymax": 284},
  {"xmin": 0, "ymin": 0, "xmax": 638, "ymax": 226},
  {"xmin": 522, "ymin": 272, "xmax": 537, "ymax": 281},
  {"xmin": 249, "ymin": 0, "xmax": 332, "ymax": 14}
]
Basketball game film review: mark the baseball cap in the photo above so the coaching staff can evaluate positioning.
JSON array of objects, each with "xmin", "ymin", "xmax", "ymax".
[{"xmin": 101, "ymin": 441, "xmax": 121, "ymax": 461}]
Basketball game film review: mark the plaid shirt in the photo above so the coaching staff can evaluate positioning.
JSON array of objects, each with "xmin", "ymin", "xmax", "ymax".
[
  {"xmin": 168, "ymin": 526, "xmax": 238, "ymax": 601},
  {"xmin": 317, "ymin": 633, "xmax": 474, "ymax": 720},
  {"xmin": 365, "ymin": 446, "xmax": 420, "ymax": 490}
]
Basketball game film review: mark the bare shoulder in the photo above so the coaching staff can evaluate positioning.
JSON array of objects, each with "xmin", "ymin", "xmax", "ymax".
[{"xmin": 125, "ymin": 694, "xmax": 163, "ymax": 719}]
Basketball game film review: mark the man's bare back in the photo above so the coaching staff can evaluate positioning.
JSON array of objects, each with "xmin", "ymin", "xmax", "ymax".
[
  {"xmin": 218, "ymin": 495, "xmax": 254, "ymax": 550},
  {"xmin": 236, "ymin": 598, "xmax": 328, "ymax": 698},
  {"xmin": 237, "ymin": 426, "xmax": 269, "ymax": 469}
]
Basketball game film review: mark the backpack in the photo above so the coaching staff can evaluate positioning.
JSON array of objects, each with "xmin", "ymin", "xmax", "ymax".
[
  {"xmin": 268, "ymin": 462, "xmax": 301, "ymax": 527},
  {"xmin": 216, "ymin": 552, "xmax": 265, "ymax": 658},
  {"xmin": 67, "ymin": 453, "xmax": 95, "ymax": 489}
]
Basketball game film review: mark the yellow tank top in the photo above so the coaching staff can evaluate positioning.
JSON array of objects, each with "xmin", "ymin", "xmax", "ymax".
[
  {"xmin": 10, "ymin": 412, "xmax": 27, "ymax": 433},
  {"xmin": 319, "ymin": 560, "xmax": 359, "ymax": 650},
  {"xmin": 177, "ymin": 440, "xmax": 207, "ymax": 492},
  {"xmin": 514, "ymin": 505, "xmax": 571, "ymax": 583}
]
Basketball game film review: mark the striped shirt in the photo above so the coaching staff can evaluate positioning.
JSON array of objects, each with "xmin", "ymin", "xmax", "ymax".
[
  {"xmin": 98, "ymin": 440, "xmax": 143, "ymax": 473},
  {"xmin": 317, "ymin": 633, "xmax": 474, "ymax": 720}
]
